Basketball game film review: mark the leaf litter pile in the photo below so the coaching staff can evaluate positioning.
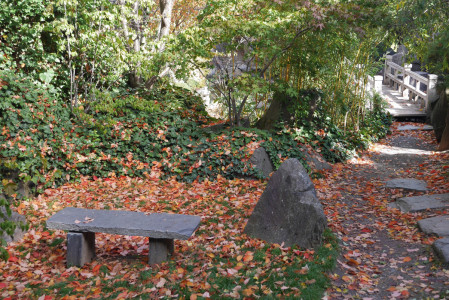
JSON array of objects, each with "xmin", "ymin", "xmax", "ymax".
[
  {"xmin": 0, "ymin": 174, "xmax": 337, "ymax": 299},
  {"xmin": 1, "ymin": 121, "xmax": 449, "ymax": 299}
]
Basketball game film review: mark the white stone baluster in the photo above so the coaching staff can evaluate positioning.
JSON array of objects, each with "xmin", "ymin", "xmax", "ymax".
[
  {"xmin": 427, "ymin": 74, "xmax": 438, "ymax": 113},
  {"xmin": 403, "ymin": 64, "xmax": 412, "ymax": 99}
]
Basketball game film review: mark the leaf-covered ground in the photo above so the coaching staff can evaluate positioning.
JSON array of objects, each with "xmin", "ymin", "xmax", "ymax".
[
  {"xmin": 1, "ymin": 121, "xmax": 448, "ymax": 299},
  {"xmin": 323, "ymin": 122, "xmax": 449, "ymax": 299},
  {"xmin": 0, "ymin": 174, "xmax": 337, "ymax": 299}
]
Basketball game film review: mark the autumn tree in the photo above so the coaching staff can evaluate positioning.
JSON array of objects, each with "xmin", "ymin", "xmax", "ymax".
[{"xmin": 177, "ymin": 0, "xmax": 388, "ymax": 128}]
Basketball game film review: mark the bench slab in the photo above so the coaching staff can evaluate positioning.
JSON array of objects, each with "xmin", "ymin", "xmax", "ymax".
[
  {"xmin": 46, "ymin": 207, "xmax": 201, "ymax": 267},
  {"xmin": 47, "ymin": 207, "xmax": 201, "ymax": 239}
]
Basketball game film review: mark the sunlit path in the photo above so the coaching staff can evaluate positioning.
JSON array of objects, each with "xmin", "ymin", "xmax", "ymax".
[{"xmin": 381, "ymin": 84, "xmax": 427, "ymax": 118}]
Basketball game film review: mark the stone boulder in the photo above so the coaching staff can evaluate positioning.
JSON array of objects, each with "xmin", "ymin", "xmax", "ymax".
[
  {"xmin": 301, "ymin": 146, "xmax": 331, "ymax": 172},
  {"xmin": 0, "ymin": 207, "xmax": 27, "ymax": 243},
  {"xmin": 244, "ymin": 158, "xmax": 327, "ymax": 249},
  {"xmin": 2, "ymin": 168, "xmax": 35, "ymax": 200},
  {"xmin": 431, "ymin": 89, "xmax": 448, "ymax": 143},
  {"xmin": 249, "ymin": 147, "xmax": 274, "ymax": 178}
]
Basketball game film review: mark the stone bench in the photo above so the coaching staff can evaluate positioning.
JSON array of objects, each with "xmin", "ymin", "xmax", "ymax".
[{"xmin": 46, "ymin": 207, "xmax": 201, "ymax": 267}]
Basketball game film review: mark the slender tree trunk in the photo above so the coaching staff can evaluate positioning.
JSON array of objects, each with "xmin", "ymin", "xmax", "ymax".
[
  {"xmin": 158, "ymin": 0, "xmax": 175, "ymax": 40},
  {"xmin": 438, "ymin": 90, "xmax": 449, "ymax": 151}
]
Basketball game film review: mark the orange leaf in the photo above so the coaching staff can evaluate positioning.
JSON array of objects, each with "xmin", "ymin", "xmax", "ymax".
[
  {"xmin": 346, "ymin": 258, "xmax": 359, "ymax": 266},
  {"xmin": 403, "ymin": 256, "xmax": 412, "ymax": 262},
  {"xmin": 92, "ymin": 264, "xmax": 101, "ymax": 273},
  {"xmin": 243, "ymin": 251, "xmax": 254, "ymax": 262}
]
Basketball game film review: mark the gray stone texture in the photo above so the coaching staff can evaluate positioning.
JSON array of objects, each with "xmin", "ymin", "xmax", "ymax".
[
  {"xmin": 302, "ymin": 148, "xmax": 332, "ymax": 171},
  {"xmin": 244, "ymin": 158, "xmax": 327, "ymax": 249},
  {"xmin": 385, "ymin": 178, "xmax": 428, "ymax": 191},
  {"xmin": 249, "ymin": 147, "xmax": 274, "ymax": 178},
  {"xmin": 433, "ymin": 238, "xmax": 449, "ymax": 265},
  {"xmin": 393, "ymin": 193, "xmax": 449, "ymax": 212},
  {"xmin": 2, "ymin": 169, "xmax": 34, "ymax": 199},
  {"xmin": 47, "ymin": 207, "xmax": 201, "ymax": 240},
  {"xmin": 0, "ymin": 207, "xmax": 27, "ymax": 243},
  {"xmin": 418, "ymin": 216, "xmax": 449, "ymax": 237},
  {"xmin": 430, "ymin": 90, "xmax": 448, "ymax": 143},
  {"xmin": 149, "ymin": 238, "xmax": 174, "ymax": 265},
  {"xmin": 397, "ymin": 125, "xmax": 433, "ymax": 131},
  {"xmin": 67, "ymin": 232, "xmax": 95, "ymax": 267}
]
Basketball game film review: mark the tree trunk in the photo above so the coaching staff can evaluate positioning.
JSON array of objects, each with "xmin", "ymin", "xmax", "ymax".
[
  {"xmin": 438, "ymin": 89, "xmax": 449, "ymax": 151},
  {"xmin": 158, "ymin": 0, "xmax": 175, "ymax": 40}
]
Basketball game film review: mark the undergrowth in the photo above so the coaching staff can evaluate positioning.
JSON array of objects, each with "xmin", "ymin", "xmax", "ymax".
[{"xmin": 0, "ymin": 69, "xmax": 391, "ymax": 259}]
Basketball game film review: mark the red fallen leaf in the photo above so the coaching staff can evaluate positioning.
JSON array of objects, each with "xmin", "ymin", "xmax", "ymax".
[
  {"xmin": 346, "ymin": 258, "xmax": 360, "ymax": 266},
  {"xmin": 93, "ymin": 176, "xmax": 98, "ymax": 181},
  {"xmin": 8, "ymin": 256, "xmax": 18, "ymax": 262},
  {"xmin": 92, "ymin": 264, "xmax": 102, "ymax": 273},
  {"xmin": 0, "ymin": 282, "xmax": 7, "ymax": 289},
  {"xmin": 361, "ymin": 228, "xmax": 372, "ymax": 233},
  {"xmin": 388, "ymin": 221, "xmax": 398, "ymax": 227},
  {"xmin": 401, "ymin": 290, "xmax": 410, "ymax": 297},
  {"xmin": 243, "ymin": 251, "xmax": 254, "ymax": 262}
]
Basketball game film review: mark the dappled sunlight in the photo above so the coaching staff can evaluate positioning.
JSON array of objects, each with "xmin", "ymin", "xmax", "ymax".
[
  {"xmin": 347, "ymin": 156, "xmax": 376, "ymax": 166},
  {"xmin": 375, "ymin": 145, "xmax": 434, "ymax": 156}
]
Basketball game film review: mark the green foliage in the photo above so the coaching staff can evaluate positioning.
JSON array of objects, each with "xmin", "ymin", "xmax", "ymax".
[
  {"xmin": 0, "ymin": 0, "xmax": 56, "ymax": 72},
  {"xmin": 386, "ymin": 0, "xmax": 449, "ymax": 87}
]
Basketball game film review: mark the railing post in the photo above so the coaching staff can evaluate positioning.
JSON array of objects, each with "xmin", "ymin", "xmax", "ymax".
[
  {"xmin": 426, "ymin": 74, "xmax": 438, "ymax": 113},
  {"xmin": 384, "ymin": 55, "xmax": 393, "ymax": 85},
  {"xmin": 374, "ymin": 75, "xmax": 383, "ymax": 93},
  {"xmin": 403, "ymin": 64, "xmax": 412, "ymax": 99}
]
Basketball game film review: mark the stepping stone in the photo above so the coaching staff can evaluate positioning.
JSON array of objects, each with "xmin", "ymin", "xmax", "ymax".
[
  {"xmin": 418, "ymin": 216, "xmax": 449, "ymax": 237},
  {"xmin": 385, "ymin": 178, "xmax": 428, "ymax": 191},
  {"xmin": 433, "ymin": 238, "xmax": 449, "ymax": 265},
  {"xmin": 397, "ymin": 125, "xmax": 433, "ymax": 131},
  {"xmin": 391, "ymin": 193, "xmax": 449, "ymax": 212}
]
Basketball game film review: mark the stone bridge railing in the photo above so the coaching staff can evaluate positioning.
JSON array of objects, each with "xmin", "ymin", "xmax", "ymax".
[{"xmin": 384, "ymin": 55, "xmax": 438, "ymax": 113}]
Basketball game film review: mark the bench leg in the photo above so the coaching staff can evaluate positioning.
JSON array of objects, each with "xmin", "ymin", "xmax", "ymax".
[
  {"xmin": 67, "ymin": 232, "xmax": 95, "ymax": 267},
  {"xmin": 148, "ymin": 238, "xmax": 174, "ymax": 265}
]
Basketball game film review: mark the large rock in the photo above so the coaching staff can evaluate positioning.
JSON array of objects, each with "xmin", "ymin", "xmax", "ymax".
[
  {"xmin": 301, "ymin": 146, "xmax": 331, "ymax": 171},
  {"xmin": 2, "ymin": 169, "xmax": 35, "ymax": 200},
  {"xmin": 433, "ymin": 238, "xmax": 449, "ymax": 265},
  {"xmin": 438, "ymin": 89, "xmax": 449, "ymax": 151},
  {"xmin": 244, "ymin": 158, "xmax": 327, "ymax": 249},
  {"xmin": 0, "ymin": 207, "xmax": 27, "ymax": 243},
  {"xmin": 431, "ymin": 89, "xmax": 448, "ymax": 143},
  {"xmin": 249, "ymin": 147, "xmax": 274, "ymax": 178}
]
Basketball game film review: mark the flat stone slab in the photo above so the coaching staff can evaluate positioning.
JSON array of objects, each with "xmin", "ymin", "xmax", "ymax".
[
  {"xmin": 397, "ymin": 125, "xmax": 433, "ymax": 131},
  {"xmin": 433, "ymin": 238, "xmax": 449, "ymax": 265},
  {"xmin": 418, "ymin": 216, "xmax": 449, "ymax": 237},
  {"xmin": 47, "ymin": 207, "xmax": 201, "ymax": 240},
  {"xmin": 385, "ymin": 178, "xmax": 428, "ymax": 191},
  {"xmin": 392, "ymin": 193, "xmax": 449, "ymax": 212}
]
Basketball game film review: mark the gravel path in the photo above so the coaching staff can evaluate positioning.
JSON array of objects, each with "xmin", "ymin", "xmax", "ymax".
[{"xmin": 319, "ymin": 122, "xmax": 449, "ymax": 299}]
